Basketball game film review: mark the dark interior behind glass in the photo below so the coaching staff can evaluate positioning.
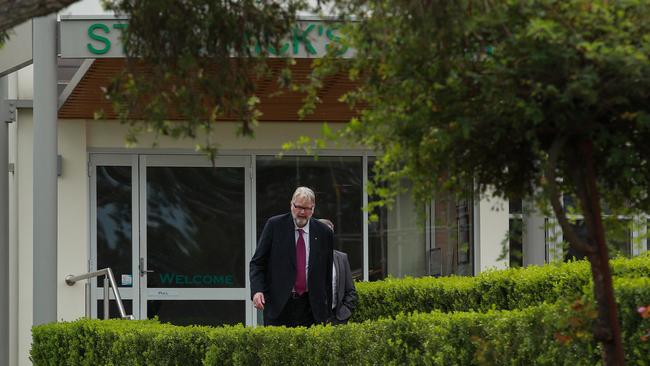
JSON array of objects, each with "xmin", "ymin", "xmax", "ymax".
[
  {"xmin": 256, "ymin": 156, "xmax": 363, "ymax": 277},
  {"xmin": 147, "ymin": 167, "xmax": 246, "ymax": 288},
  {"xmin": 97, "ymin": 166, "xmax": 132, "ymax": 287}
]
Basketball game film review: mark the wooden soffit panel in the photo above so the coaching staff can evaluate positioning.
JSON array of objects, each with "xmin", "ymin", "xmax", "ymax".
[{"xmin": 58, "ymin": 58, "xmax": 358, "ymax": 122}]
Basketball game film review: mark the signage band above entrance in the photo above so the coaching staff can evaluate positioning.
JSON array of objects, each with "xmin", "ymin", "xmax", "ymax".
[{"xmin": 59, "ymin": 15, "xmax": 354, "ymax": 59}]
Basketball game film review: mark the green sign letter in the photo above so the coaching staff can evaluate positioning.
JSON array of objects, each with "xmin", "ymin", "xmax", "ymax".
[
  {"xmin": 87, "ymin": 23, "xmax": 111, "ymax": 55},
  {"xmin": 326, "ymin": 25, "xmax": 348, "ymax": 56},
  {"xmin": 292, "ymin": 24, "xmax": 317, "ymax": 55}
]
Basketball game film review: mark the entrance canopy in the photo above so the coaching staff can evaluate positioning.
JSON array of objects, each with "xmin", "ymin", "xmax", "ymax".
[
  {"xmin": 58, "ymin": 58, "xmax": 357, "ymax": 122},
  {"xmin": 57, "ymin": 15, "xmax": 358, "ymax": 122}
]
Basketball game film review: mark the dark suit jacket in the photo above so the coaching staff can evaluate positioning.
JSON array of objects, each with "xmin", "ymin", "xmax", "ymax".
[
  {"xmin": 250, "ymin": 213, "xmax": 334, "ymax": 323},
  {"xmin": 333, "ymin": 250, "xmax": 357, "ymax": 322}
]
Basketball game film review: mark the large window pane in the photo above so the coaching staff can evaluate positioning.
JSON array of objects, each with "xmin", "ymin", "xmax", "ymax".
[
  {"xmin": 147, "ymin": 300, "xmax": 245, "ymax": 326},
  {"xmin": 256, "ymin": 156, "xmax": 363, "ymax": 278},
  {"xmin": 433, "ymin": 191, "xmax": 474, "ymax": 276},
  {"xmin": 564, "ymin": 219, "xmax": 631, "ymax": 260},
  {"xmin": 147, "ymin": 167, "xmax": 245, "ymax": 288},
  {"xmin": 387, "ymin": 189, "xmax": 427, "ymax": 278},
  {"xmin": 508, "ymin": 199, "xmax": 524, "ymax": 268},
  {"xmin": 607, "ymin": 219, "xmax": 632, "ymax": 258},
  {"xmin": 509, "ymin": 218, "xmax": 523, "ymax": 268},
  {"xmin": 367, "ymin": 160, "xmax": 427, "ymax": 280},
  {"xmin": 97, "ymin": 166, "xmax": 133, "ymax": 287},
  {"xmin": 368, "ymin": 199, "xmax": 388, "ymax": 281},
  {"xmin": 367, "ymin": 159, "xmax": 388, "ymax": 280},
  {"xmin": 509, "ymin": 199, "xmax": 523, "ymax": 215}
]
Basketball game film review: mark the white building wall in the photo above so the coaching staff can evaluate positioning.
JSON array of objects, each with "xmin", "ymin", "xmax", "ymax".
[
  {"xmin": 523, "ymin": 201, "xmax": 547, "ymax": 266},
  {"xmin": 475, "ymin": 194, "xmax": 509, "ymax": 272},
  {"xmin": 17, "ymin": 65, "xmax": 33, "ymax": 100},
  {"xmin": 57, "ymin": 120, "xmax": 88, "ymax": 321},
  {"xmin": 86, "ymin": 120, "xmax": 349, "ymax": 150},
  {"xmin": 14, "ymin": 114, "xmax": 89, "ymax": 366}
]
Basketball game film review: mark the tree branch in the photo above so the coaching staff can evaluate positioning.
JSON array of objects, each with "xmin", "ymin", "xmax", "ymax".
[
  {"xmin": 566, "ymin": 145, "xmax": 598, "ymax": 245},
  {"xmin": 0, "ymin": 0, "xmax": 79, "ymax": 33},
  {"xmin": 544, "ymin": 136, "xmax": 595, "ymax": 255}
]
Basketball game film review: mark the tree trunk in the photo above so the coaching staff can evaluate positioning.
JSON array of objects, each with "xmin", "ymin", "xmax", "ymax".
[
  {"xmin": 574, "ymin": 140, "xmax": 625, "ymax": 366},
  {"xmin": 545, "ymin": 137, "xmax": 625, "ymax": 365}
]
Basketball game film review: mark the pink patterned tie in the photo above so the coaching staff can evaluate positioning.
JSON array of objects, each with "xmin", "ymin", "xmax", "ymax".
[{"xmin": 294, "ymin": 229, "xmax": 307, "ymax": 295}]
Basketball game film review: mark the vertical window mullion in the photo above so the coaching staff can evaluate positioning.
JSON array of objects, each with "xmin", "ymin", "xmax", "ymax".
[{"xmin": 362, "ymin": 154, "xmax": 369, "ymax": 282}]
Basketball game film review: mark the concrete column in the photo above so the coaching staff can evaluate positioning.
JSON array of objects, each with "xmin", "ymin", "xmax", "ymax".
[
  {"xmin": 1, "ymin": 76, "xmax": 9, "ymax": 366},
  {"xmin": 32, "ymin": 14, "xmax": 58, "ymax": 325},
  {"xmin": 523, "ymin": 200, "xmax": 548, "ymax": 266},
  {"xmin": 474, "ymin": 192, "xmax": 509, "ymax": 273},
  {"xmin": 544, "ymin": 217, "xmax": 564, "ymax": 262}
]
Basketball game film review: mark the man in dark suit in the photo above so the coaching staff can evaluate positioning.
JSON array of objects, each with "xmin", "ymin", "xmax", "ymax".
[
  {"xmin": 319, "ymin": 219, "xmax": 358, "ymax": 325},
  {"xmin": 332, "ymin": 250, "xmax": 357, "ymax": 324},
  {"xmin": 250, "ymin": 187, "xmax": 334, "ymax": 327}
]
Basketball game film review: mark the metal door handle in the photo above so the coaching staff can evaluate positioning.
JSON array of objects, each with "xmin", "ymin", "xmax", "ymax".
[{"xmin": 139, "ymin": 257, "xmax": 154, "ymax": 276}]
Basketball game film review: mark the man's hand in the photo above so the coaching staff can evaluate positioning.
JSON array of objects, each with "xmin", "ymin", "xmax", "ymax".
[{"xmin": 253, "ymin": 292, "xmax": 265, "ymax": 310}]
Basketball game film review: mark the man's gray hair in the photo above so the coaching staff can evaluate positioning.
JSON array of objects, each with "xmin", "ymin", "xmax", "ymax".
[{"xmin": 292, "ymin": 186, "xmax": 316, "ymax": 204}]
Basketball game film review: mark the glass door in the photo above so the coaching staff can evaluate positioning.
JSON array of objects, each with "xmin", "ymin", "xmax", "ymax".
[
  {"xmin": 90, "ymin": 154, "xmax": 139, "ymax": 319},
  {"xmin": 139, "ymin": 155, "xmax": 252, "ymax": 326},
  {"xmin": 90, "ymin": 153, "xmax": 253, "ymax": 326}
]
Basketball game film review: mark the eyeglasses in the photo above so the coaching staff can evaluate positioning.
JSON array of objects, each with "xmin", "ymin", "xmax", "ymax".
[{"xmin": 292, "ymin": 203, "xmax": 314, "ymax": 212}]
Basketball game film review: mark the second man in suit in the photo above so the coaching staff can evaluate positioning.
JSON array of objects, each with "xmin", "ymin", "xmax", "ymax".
[
  {"xmin": 319, "ymin": 218, "xmax": 358, "ymax": 325},
  {"xmin": 331, "ymin": 250, "xmax": 357, "ymax": 324},
  {"xmin": 250, "ymin": 187, "xmax": 334, "ymax": 327}
]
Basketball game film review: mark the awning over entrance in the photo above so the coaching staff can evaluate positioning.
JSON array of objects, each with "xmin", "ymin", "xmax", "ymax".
[
  {"xmin": 58, "ymin": 58, "xmax": 358, "ymax": 122},
  {"xmin": 57, "ymin": 15, "xmax": 359, "ymax": 122}
]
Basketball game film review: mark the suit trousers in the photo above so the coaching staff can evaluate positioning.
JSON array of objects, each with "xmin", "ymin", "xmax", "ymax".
[{"xmin": 264, "ymin": 292, "xmax": 315, "ymax": 327}]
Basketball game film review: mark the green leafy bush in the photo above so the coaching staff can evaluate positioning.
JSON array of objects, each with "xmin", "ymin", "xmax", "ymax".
[
  {"xmin": 31, "ymin": 319, "xmax": 213, "ymax": 366},
  {"xmin": 31, "ymin": 255, "xmax": 650, "ymax": 365},
  {"xmin": 32, "ymin": 278, "xmax": 650, "ymax": 365},
  {"xmin": 353, "ymin": 254, "xmax": 650, "ymax": 321}
]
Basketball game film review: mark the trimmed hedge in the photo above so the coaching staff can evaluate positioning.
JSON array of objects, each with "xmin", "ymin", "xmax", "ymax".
[
  {"xmin": 352, "ymin": 253, "xmax": 650, "ymax": 321},
  {"xmin": 204, "ymin": 303, "xmax": 605, "ymax": 365},
  {"xmin": 32, "ymin": 276, "xmax": 650, "ymax": 365},
  {"xmin": 31, "ymin": 319, "xmax": 214, "ymax": 366},
  {"xmin": 31, "ymin": 255, "xmax": 650, "ymax": 364}
]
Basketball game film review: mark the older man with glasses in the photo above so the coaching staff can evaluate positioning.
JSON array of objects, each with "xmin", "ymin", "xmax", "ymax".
[{"xmin": 250, "ymin": 187, "xmax": 334, "ymax": 327}]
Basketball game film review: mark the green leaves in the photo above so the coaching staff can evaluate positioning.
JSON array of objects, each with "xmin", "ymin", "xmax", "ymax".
[
  {"xmin": 101, "ymin": 0, "xmax": 310, "ymax": 154},
  {"xmin": 301, "ymin": 0, "xmax": 650, "ymax": 218},
  {"xmin": 31, "ymin": 256, "xmax": 650, "ymax": 365},
  {"xmin": 353, "ymin": 254, "xmax": 650, "ymax": 322}
]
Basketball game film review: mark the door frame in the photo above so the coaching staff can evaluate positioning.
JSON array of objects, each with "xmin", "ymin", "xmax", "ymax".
[
  {"xmin": 89, "ymin": 153, "xmax": 140, "ymax": 319},
  {"xmin": 89, "ymin": 153, "xmax": 255, "ymax": 325}
]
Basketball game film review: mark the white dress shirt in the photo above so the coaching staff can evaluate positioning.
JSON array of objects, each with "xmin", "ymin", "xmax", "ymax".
[{"xmin": 332, "ymin": 262, "xmax": 337, "ymax": 309}]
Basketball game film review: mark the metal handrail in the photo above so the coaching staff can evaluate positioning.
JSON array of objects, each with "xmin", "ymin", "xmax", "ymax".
[{"xmin": 65, "ymin": 268, "xmax": 134, "ymax": 320}]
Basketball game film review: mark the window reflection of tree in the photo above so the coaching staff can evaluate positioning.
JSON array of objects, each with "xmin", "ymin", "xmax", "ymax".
[
  {"xmin": 146, "ymin": 167, "xmax": 245, "ymax": 288},
  {"xmin": 368, "ymin": 160, "xmax": 388, "ymax": 281},
  {"xmin": 96, "ymin": 166, "xmax": 132, "ymax": 286},
  {"xmin": 433, "ymin": 190, "xmax": 473, "ymax": 277}
]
